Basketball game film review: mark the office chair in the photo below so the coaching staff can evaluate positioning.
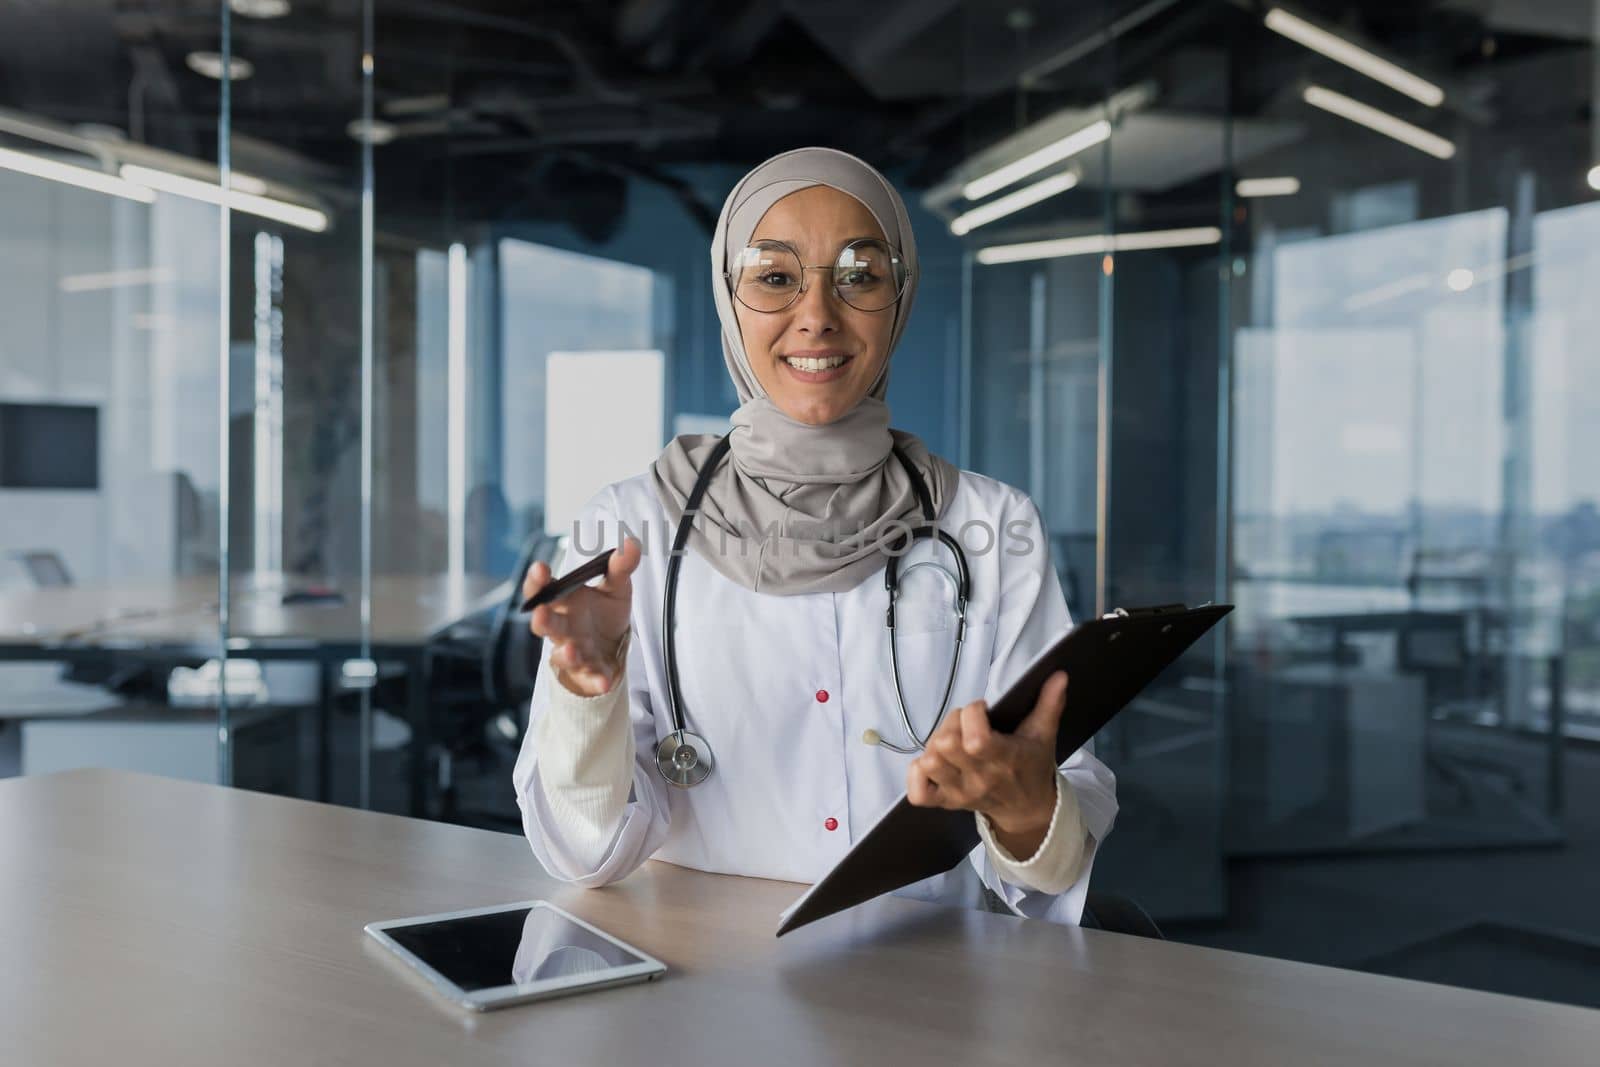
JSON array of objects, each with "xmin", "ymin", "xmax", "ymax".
[
  {"xmin": 10, "ymin": 549, "xmax": 72, "ymax": 587},
  {"xmin": 1083, "ymin": 892, "xmax": 1164, "ymax": 939},
  {"xmin": 425, "ymin": 531, "xmax": 563, "ymax": 826}
]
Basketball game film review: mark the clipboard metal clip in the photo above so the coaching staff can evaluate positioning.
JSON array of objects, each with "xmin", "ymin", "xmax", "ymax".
[{"xmin": 1102, "ymin": 604, "xmax": 1193, "ymax": 620}]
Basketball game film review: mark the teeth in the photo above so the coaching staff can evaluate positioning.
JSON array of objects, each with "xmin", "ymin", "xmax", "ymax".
[{"xmin": 786, "ymin": 355, "xmax": 848, "ymax": 372}]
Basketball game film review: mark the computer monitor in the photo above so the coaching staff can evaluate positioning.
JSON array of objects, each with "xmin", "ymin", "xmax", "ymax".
[{"xmin": 0, "ymin": 402, "xmax": 100, "ymax": 490}]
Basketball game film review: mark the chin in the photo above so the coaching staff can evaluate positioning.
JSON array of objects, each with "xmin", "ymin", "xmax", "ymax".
[
  {"xmin": 780, "ymin": 391, "xmax": 870, "ymax": 425},
  {"xmin": 780, "ymin": 401, "xmax": 846, "ymax": 426}
]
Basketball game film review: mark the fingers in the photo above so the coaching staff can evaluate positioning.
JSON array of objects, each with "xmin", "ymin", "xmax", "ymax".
[
  {"xmin": 532, "ymin": 600, "xmax": 625, "ymax": 689},
  {"xmin": 908, "ymin": 751, "xmax": 966, "ymax": 809},
  {"xmin": 926, "ymin": 704, "xmax": 984, "ymax": 780},
  {"xmin": 550, "ymin": 639, "xmax": 621, "ymax": 693},
  {"xmin": 529, "ymin": 604, "xmax": 571, "ymax": 641},
  {"xmin": 906, "ymin": 762, "xmax": 939, "ymax": 807},
  {"xmin": 1016, "ymin": 671, "xmax": 1069, "ymax": 745},
  {"xmin": 959, "ymin": 701, "xmax": 996, "ymax": 759},
  {"xmin": 601, "ymin": 537, "xmax": 643, "ymax": 594},
  {"xmin": 522, "ymin": 560, "xmax": 550, "ymax": 603},
  {"xmin": 921, "ymin": 756, "xmax": 964, "ymax": 802}
]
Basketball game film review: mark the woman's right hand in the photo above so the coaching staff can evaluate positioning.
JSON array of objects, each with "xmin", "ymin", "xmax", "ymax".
[{"xmin": 524, "ymin": 537, "xmax": 642, "ymax": 697}]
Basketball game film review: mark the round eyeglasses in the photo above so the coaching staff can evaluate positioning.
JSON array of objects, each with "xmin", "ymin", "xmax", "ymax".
[{"xmin": 727, "ymin": 238, "xmax": 910, "ymax": 314}]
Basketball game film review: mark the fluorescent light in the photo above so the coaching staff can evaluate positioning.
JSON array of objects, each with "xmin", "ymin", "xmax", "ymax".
[
  {"xmin": 1112, "ymin": 227, "xmax": 1224, "ymax": 252},
  {"xmin": 446, "ymin": 243, "xmax": 469, "ymax": 580},
  {"xmin": 185, "ymin": 51, "xmax": 254, "ymax": 81},
  {"xmin": 951, "ymin": 171, "xmax": 1080, "ymax": 235},
  {"xmin": 346, "ymin": 118, "xmax": 398, "ymax": 145},
  {"xmin": 119, "ymin": 164, "xmax": 329, "ymax": 232},
  {"xmin": 227, "ymin": 191, "xmax": 324, "ymax": 231},
  {"xmin": 0, "ymin": 146, "xmax": 155, "ymax": 203},
  {"xmin": 1302, "ymin": 85, "xmax": 1456, "ymax": 159},
  {"xmin": 1265, "ymin": 8, "xmax": 1443, "ymax": 107},
  {"xmin": 230, "ymin": 0, "xmax": 291, "ymax": 17},
  {"xmin": 980, "ymin": 234, "xmax": 1109, "ymax": 264},
  {"xmin": 963, "ymin": 119, "xmax": 1110, "ymax": 201},
  {"xmin": 1236, "ymin": 176, "xmax": 1301, "ymax": 198},
  {"xmin": 977, "ymin": 226, "xmax": 1221, "ymax": 265},
  {"xmin": 1588, "ymin": 164, "xmax": 1600, "ymax": 192},
  {"xmin": 59, "ymin": 267, "xmax": 174, "ymax": 292}
]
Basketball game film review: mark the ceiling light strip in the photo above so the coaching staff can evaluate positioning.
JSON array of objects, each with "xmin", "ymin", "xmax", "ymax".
[
  {"xmin": 1302, "ymin": 85, "xmax": 1456, "ymax": 159},
  {"xmin": 962, "ymin": 120, "xmax": 1111, "ymax": 201},
  {"xmin": 0, "ymin": 146, "xmax": 155, "ymax": 203},
  {"xmin": 951, "ymin": 171, "xmax": 1080, "ymax": 235},
  {"xmin": 120, "ymin": 164, "xmax": 328, "ymax": 231},
  {"xmin": 1235, "ymin": 176, "xmax": 1301, "ymax": 198},
  {"xmin": 1265, "ymin": 7, "xmax": 1444, "ymax": 107},
  {"xmin": 977, "ymin": 226, "xmax": 1222, "ymax": 265}
]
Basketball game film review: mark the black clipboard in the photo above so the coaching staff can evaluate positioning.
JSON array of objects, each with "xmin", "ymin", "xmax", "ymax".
[{"xmin": 776, "ymin": 602, "xmax": 1232, "ymax": 936}]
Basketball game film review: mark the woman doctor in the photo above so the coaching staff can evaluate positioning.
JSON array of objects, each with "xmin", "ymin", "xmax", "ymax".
[{"xmin": 512, "ymin": 148, "xmax": 1117, "ymax": 924}]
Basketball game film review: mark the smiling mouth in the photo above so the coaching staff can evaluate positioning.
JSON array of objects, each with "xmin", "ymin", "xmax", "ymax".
[{"xmin": 781, "ymin": 353, "xmax": 853, "ymax": 372}]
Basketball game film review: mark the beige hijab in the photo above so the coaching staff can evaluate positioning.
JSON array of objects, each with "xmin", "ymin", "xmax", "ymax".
[{"xmin": 649, "ymin": 147, "xmax": 960, "ymax": 595}]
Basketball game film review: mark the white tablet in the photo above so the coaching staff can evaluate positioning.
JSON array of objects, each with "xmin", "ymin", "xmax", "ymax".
[{"xmin": 365, "ymin": 900, "xmax": 666, "ymax": 1012}]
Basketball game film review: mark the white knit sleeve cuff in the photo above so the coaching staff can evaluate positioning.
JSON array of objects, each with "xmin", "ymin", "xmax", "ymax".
[
  {"xmin": 976, "ymin": 769, "xmax": 1088, "ymax": 895},
  {"xmin": 534, "ymin": 666, "xmax": 636, "ymax": 871}
]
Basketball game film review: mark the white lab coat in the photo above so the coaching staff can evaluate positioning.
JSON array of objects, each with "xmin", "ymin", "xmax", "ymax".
[{"xmin": 513, "ymin": 468, "xmax": 1118, "ymax": 925}]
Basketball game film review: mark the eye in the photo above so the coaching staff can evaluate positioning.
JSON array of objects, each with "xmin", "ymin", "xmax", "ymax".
[
  {"xmin": 756, "ymin": 270, "xmax": 795, "ymax": 287},
  {"xmin": 838, "ymin": 269, "xmax": 879, "ymax": 288}
]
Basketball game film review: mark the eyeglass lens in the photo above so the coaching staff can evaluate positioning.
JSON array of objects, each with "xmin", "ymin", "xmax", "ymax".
[{"xmin": 731, "ymin": 240, "xmax": 904, "ymax": 312}]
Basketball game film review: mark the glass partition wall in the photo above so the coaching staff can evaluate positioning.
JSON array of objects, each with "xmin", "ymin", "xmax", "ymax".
[
  {"xmin": 214, "ymin": 0, "xmax": 379, "ymax": 806},
  {"xmin": 950, "ymin": 0, "xmax": 1597, "ymax": 936},
  {"xmin": 950, "ymin": 4, "xmax": 1233, "ymax": 919},
  {"xmin": 1221, "ymin": 2, "xmax": 1593, "ymax": 861},
  {"xmin": 0, "ymin": 4, "xmax": 227, "ymax": 787}
]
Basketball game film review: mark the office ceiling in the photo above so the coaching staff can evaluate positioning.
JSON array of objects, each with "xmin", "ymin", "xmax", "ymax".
[{"xmin": 0, "ymin": 0, "xmax": 1592, "ymax": 235}]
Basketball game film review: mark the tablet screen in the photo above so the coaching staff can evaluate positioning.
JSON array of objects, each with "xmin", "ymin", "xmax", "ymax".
[{"xmin": 383, "ymin": 903, "xmax": 649, "ymax": 993}]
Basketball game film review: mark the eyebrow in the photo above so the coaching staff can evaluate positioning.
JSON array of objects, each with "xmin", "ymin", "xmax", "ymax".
[{"xmin": 752, "ymin": 234, "xmax": 883, "ymax": 250}]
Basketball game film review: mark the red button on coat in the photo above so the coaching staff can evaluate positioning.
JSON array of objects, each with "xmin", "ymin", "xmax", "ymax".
[
  {"xmin": 824, "ymin": 818, "xmax": 839, "ymax": 832},
  {"xmin": 815, "ymin": 689, "xmax": 829, "ymax": 703}
]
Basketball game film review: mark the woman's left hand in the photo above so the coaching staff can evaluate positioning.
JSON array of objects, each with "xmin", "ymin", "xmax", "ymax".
[{"xmin": 906, "ymin": 670, "xmax": 1068, "ymax": 860}]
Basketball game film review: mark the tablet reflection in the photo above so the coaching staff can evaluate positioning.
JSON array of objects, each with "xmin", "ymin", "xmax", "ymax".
[{"xmin": 512, "ymin": 905, "xmax": 613, "ymax": 984}]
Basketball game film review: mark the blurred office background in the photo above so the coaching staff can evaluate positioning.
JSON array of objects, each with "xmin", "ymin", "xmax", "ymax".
[{"xmin": 2, "ymin": 0, "xmax": 1598, "ymax": 1011}]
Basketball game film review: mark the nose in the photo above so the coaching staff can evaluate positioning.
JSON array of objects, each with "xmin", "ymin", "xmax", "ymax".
[{"xmin": 791, "ymin": 267, "xmax": 841, "ymax": 336}]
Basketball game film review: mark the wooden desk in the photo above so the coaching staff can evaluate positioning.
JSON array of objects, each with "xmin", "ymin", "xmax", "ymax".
[
  {"xmin": 0, "ymin": 574, "xmax": 503, "ymax": 649},
  {"xmin": 0, "ymin": 575, "xmax": 503, "ymax": 812},
  {"xmin": 2, "ymin": 770, "xmax": 1596, "ymax": 1066}
]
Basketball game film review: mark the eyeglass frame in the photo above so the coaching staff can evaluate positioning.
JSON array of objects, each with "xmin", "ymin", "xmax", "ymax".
[{"xmin": 722, "ymin": 237, "xmax": 912, "ymax": 314}]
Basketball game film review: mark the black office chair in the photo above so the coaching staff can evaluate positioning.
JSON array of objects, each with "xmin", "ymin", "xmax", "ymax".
[
  {"xmin": 425, "ymin": 531, "xmax": 563, "ymax": 826},
  {"xmin": 1083, "ymin": 892, "xmax": 1164, "ymax": 940}
]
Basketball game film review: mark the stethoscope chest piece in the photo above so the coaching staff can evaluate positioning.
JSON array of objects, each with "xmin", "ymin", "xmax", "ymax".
[{"xmin": 655, "ymin": 730, "xmax": 715, "ymax": 788}]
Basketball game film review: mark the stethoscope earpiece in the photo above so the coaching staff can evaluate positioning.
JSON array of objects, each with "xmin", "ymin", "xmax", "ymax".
[{"xmin": 861, "ymin": 728, "xmax": 920, "ymax": 755}]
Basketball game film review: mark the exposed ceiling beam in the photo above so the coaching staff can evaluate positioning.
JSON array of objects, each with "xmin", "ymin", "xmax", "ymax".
[{"xmin": 853, "ymin": 0, "xmax": 962, "ymax": 66}]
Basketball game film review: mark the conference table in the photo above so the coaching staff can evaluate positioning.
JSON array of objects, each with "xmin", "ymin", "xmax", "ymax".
[
  {"xmin": 3, "ymin": 770, "xmax": 1597, "ymax": 1066},
  {"xmin": 0, "ymin": 574, "xmax": 504, "ymax": 811}
]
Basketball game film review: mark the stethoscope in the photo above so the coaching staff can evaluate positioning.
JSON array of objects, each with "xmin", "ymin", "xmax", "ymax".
[{"xmin": 655, "ymin": 435, "xmax": 972, "ymax": 788}]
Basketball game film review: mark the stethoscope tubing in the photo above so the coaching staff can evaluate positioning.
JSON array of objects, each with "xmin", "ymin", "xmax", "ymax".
[{"xmin": 658, "ymin": 437, "xmax": 971, "ymax": 786}]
